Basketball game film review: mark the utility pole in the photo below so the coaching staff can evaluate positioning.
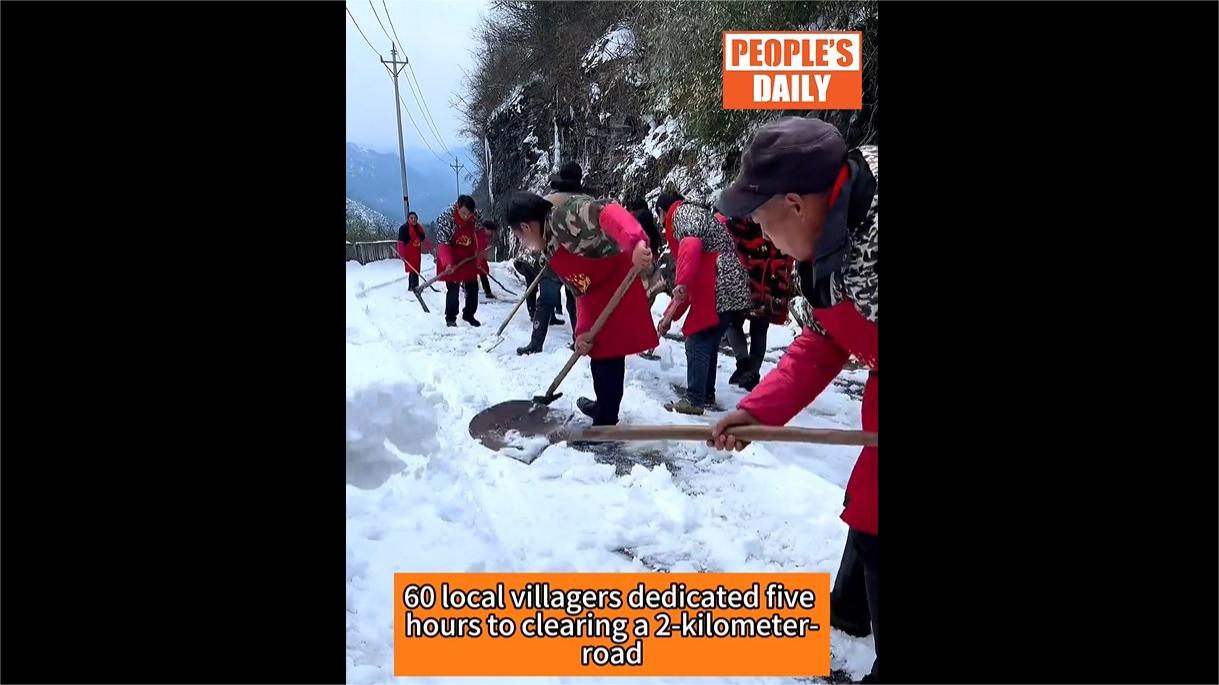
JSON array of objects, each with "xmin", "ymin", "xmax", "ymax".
[
  {"xmin": 381, "ymin": 46, "xmax": 410, "ymax": 220},
  {"xmin": 449, "ymin": 158, "xmax": 465, "ymax": 196}
]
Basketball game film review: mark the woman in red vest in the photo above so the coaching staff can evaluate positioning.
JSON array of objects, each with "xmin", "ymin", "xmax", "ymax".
[
  {"xmin": 718, "ymin": 212, "xmax": 795, "ymax": 391},
  {"xmin": 504, "ymin": 191, "xmax": 657, "ymax": 426},
  {"xmin": 432, "ymin": 195, "xmax": 482, "ymax": 327},
  {"xmin": 396, "ymin": 211, "xmax": 430, "ymax": 291},
  {"xmin": 656, "ymin": 190, "xmax": 685, "ymax": 258},
  {"xmin": 656, "ymin": 201, "xmax": 753, "ymax": 415}
]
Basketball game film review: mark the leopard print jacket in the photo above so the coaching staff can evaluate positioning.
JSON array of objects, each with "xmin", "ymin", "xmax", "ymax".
[
  {"xmin": 792, "ymin": 145, "xmax": 878, "ymax": 335},
  {"xmin": 671, "ymin": 203, "xmax": 753, "ymax": 314}
]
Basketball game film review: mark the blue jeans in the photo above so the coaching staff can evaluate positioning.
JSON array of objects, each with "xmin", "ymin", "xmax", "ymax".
[
  {"xmin": 539, "ymin": 269, "xmax": 577, "ymax": 331},
  {"xmin": 684, "ymin": 312, "xmax": 733, "ymax": 406}
]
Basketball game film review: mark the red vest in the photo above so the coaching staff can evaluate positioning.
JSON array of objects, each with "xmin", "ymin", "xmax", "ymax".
[
  {"xmin": 475, "ymin": 230, "xmax": 491, "ymax": 271},
  {"xmin": 548, "ymin": 248, "xmax": 658, "ymax": 359},
  {"xmin": 816, "ymin": 299, "xmax": 878, "ymax": 535},
  {"xmin": 678, "ymin": 250, "xmax": 720, "ymax": 336},
  {"xmin": 397, "ymin": 223, "xmax": 425, "ymax": 272},
  {"xmin": 662, "ymin": 201, "xmax": 683, "ymax": 257},
  {"xmin": 440, "ymin": 212, "xmax": 479, "ymax": 282}
]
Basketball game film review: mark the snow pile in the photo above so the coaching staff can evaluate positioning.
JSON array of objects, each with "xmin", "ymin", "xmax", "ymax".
[
  {"xmin": 488, "ymin": 84, "xmax": 526, "ymax": 124},
  {"xmin": 521, "ymin": 127, "xmax": 553, "ymax": 193},
  {"xmin": 346, "ymin": 258, "xmax": 876, "ymax": 683},
  {"xmin": 347, "ymin": 382, "xmax": 442, "ymax": 489},
  {"xmin": 582, "ymin": 25, "xmax": 637, "ymax": 71},
  {"xmin": 617, "ymin": 116, "xmax": 684, "ymax": 180},
  {"xmin": 658, "ymin": 147, "xmax": 726, "ymax": 206}
]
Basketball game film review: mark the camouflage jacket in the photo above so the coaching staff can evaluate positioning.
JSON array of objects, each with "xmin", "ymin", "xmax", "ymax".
[
  {"xmin": 542, "ymin": 192, "xmax": 624, "ymax": 260},
  {"xmin": 670, "ymin": 203, "xmax": 753, "ymax": 313},
  {"xmin": 431, "ymin": 208, "xmax": 480, "ymax": 247}
]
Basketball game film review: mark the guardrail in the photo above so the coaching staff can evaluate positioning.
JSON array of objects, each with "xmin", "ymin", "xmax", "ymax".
[{"xmin": 346, "ymin": 240, "xmax": 400, "ymax": 265}]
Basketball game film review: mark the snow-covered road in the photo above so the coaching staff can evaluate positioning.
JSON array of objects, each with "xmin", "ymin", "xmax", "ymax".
[{"xmin": 346, "ymin": 256, "xmax": 876, "ymax": 683}]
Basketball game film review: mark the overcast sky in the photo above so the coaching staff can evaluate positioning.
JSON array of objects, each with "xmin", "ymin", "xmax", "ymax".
[{"xmin": 346, "ymin": 0, "xmax": 487, "ymax": 155}]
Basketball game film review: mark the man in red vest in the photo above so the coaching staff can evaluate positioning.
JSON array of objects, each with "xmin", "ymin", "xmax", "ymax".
[
  {"xmin": 432, "ymin": 195, "xmax": 482, "ymax": 327},
  {"xmin": 710, "ymin": 117, "xmax": 879, "ymax": 683}
]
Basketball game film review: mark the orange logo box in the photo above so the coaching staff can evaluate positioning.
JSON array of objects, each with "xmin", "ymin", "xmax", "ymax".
[
  {"xmin": 394, "ymin": 572, "xmax": 831, "ymax": 676},
  {"xmin": 722, "ymin": 31, "xmax": 863, "ymax": 110}
]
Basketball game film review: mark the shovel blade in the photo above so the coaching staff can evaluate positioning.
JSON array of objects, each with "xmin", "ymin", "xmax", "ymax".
[
  {"xmin": 414, "ymin": 294, "xmax": 430, "ymax": 313},
  {"xmin": 469, "ymin": 400, "xmax": 568, "ymax": 451},
  {"xmin": 478, "ymin": 335, "xmax": 505, "ymax": 352}
]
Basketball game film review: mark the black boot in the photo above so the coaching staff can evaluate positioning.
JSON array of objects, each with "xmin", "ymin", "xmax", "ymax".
[
  {"xmin": 576, "ymin": 397, "xmax": 598, "ymax": 419},
  {"xmin": 550, "ymin": 313, "xmax": 565, "ymax": 326},
  {"xmin": 737, "ymin": 370, "xmax": 760, "ymax": 391},
  {"xmin": 517, "ymin": 304, "xmax": 552, "ymax": 355}
]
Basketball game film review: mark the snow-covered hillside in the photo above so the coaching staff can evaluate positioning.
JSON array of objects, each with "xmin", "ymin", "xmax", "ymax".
[
  {"xmin": 346, "ymin": 197, "xmax": 398, "ymax": 241},
  {"xmin": 346, "ymin": 258, "xmax": 877, "ymax": 684}
]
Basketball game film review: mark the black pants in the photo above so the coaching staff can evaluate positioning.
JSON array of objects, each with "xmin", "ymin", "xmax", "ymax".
[
  {"xmin": 479, "ymin": 272, "xmax": 494, "ymax": 297},
  {"xmin": 408, "ymin": 271, "xmax": 419, "ymax": 291},
  {"xmin": 833, "ymin": 529, "xmax": 879, "ymax": 681},
  {"xmin": 589, "ymin": 357, "xmax": 625, "ymax": 425},
  {"xmin": 684, "ymin": 312, "xmax": 733, "ymax": 406},
  {"xmin": 725, "ymin": 314, "xmax": 770, "ymax": 374},
  {"xmin": 515, "ymin": 262, "xmax": 540, "ymax": 319},
  {"xmin": 445, "ymin": 280, "xmax": 478, "ymax": 321}
]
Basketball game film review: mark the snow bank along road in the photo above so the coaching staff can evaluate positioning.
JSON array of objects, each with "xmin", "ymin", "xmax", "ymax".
[{"xmin": 346, "ymin": 257, "xmax": 876, "ymax": 683}]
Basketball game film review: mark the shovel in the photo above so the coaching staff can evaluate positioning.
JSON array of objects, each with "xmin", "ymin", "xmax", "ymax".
[
  {"xmin": 355, "ymin": 275, "xmax": 408, "ymax": 298},
  {"xmin": 467, "ymin": 399, "xmax": 876, "ymax": 459},
  {"xmin": 479, "ymin": 267, "xmax": 549, "ymax": 352},
  {"xmin": 403, "ymin": 258, "xmax": 440, "ymax": 293},
  {"xmin": 400, "ymin": 259, "xmax": 436, "ymax": 313},
  {"xmin": 413, "ymin": 254, "xmax": 479, "ymax": 295},
  {"xmin": 531, "ymin": 265, "xmax": 641, "ymax": 406},
  {"xmin": 480, "ymin": 269, "xmax": 519, "ymax": 297}
]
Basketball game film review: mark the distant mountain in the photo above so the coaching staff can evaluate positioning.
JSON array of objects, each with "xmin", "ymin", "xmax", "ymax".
[{"xmin": 346, "ymin": 142, "xmax": 472, "ymax": 224}]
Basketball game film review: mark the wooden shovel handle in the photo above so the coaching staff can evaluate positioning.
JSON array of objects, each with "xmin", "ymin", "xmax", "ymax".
[
  {"xmin": 570, "ymin": 424, "xmax": 877, "ymax": 447},
  {"xmin": 495, "ymin": 267, "xmax": 549, "ymax": 338},
  {"xmin": 415, "ymin": 254, "xmax": 478, "ymax": 293},
  {"xmin": 541, "ymin": 265, "xmax": 642, "ymax": 399},
  {"xmin": 657, "ymin": 287, "xmax": 686, "ymax": 330},
  {"xmin": 401, "ymin": 257, "xmax": 439, "ymax": 292}
]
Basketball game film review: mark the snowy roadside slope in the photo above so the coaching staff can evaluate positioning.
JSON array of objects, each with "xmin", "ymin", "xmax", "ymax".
[{"xmin": 346, "ymin": 258, "xmax": 876, "ymax": 684}]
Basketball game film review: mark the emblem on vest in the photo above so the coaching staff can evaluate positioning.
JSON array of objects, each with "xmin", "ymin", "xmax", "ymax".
[
  {"xmin": 570, "ymin": 273, "xmax": 591, "ymax": 294},
  {"xmin": 455, "ymin": 235, "xmax": 472, "ymax": 247}
]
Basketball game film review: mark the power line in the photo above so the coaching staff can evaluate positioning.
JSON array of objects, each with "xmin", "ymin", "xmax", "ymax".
[
  {"xmin": 382, "ymin": 0, "xmax": 405, "ymax": 54},
  {"xmin": 377, "ymin": 1, "xmax": 451, "ymax": 151},
  {"xmin": 397, "ymin": 57, "xmax": 453, "ymax": 157},
  {"xmin": 377, "ymin": 1, "xmax": 462, "ymax": 165},
  {"xmin": 405, "ymin": 62, "xmax": 452, "ymax": 158},
  {"xmin": 346, "ymin": 6, "xmax": 383, "ymax": 58},
  {"xmin": 398, "ymin": 89, "xmax": 449, "ymax": 164},
  {"xmin": 367, "ymin": 0, "xmax": 396, "ymax": 47}
]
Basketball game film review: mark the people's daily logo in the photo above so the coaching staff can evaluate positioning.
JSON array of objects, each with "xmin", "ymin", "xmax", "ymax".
[{"xmin": 722, "ymin": 32, "xmax": 862, "ymax": 110}]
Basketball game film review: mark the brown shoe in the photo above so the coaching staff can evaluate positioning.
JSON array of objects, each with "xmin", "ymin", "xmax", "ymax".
[{"xmin": 663, "ymin": 399, "xmax": 705, "ymax": 415}]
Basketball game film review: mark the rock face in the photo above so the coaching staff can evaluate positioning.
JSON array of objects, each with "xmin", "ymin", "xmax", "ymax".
[{"xmin": 466, "ymin": 5, "xmax": 877, "ymax": 231}]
